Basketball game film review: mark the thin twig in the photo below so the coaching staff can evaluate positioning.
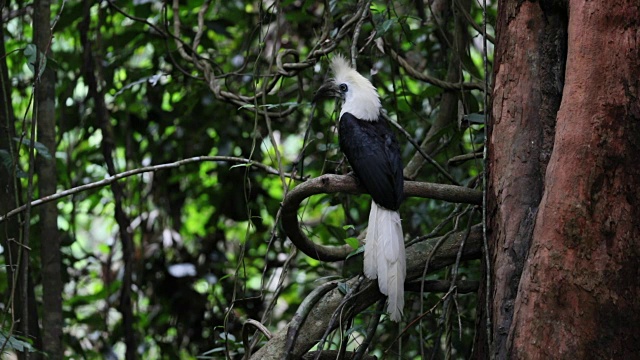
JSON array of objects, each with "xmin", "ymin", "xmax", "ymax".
[
  {"xmin": 353, "ymin": 299, "xmax": 385, "ymax": 360},
  {"xmin": 285, "ymin": 281, "xmax": 340, "ymax": 360},
  {"xmin": 386, "ymin": 47, "xmax": 484, "ymax": 91},
  {"xmin": 404, "ymin": 280, "xmax": 479, "ymax": 293},
  {"xmin": 350, "ymin": 0, "xmax": 371, "ymax": 67},
  {"xmin": 382, "ymin": 112, "xmax": 460, "ymax": 186},
  {"xmin": 106, "ymin": 0, "xmax": 171, "ymax": 39},
  {"xmin": 192, "ymin": 0, "xmax": 212, "ymax": 53},
  {"xmin": 406, "ymin": 203, "xmax": 466, "ymax": 247},
  {"xmin": 0, "ymin": 156, "xmax": 306, "ymax": 223},
  {"xmin": 482, "ymin": 0, "xmax": 493, "ymax": 356},
  {"xmin": 448, "ymin": 151, "xmax": 484, "ymax": 166},
  {"xmin": 392, "ymin": 286, "xmax": 457, "ymax": 352},
  {"xmin": 454, "ymin": 0, "xmax": 495, "ymax": 44},
  {"xmin": 313, "ymin": 277, "xmax": 364, "ymax": 360},
  {"xmin": 242, "ymin": 319, "xmax": 272, "ymax": 359}
]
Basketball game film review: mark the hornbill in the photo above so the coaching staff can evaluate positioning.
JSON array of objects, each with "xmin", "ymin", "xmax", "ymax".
[{"xmin": 314, "ymin": 55, "xmax": 405, "ymax": 321}]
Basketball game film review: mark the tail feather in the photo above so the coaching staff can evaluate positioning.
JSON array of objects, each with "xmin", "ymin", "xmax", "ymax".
[
  {"xmin": 363, "ymin": 202, "xmax": 378, "ymax": 279},
  {"xmin": 363, "ymin": 202, "xmax": 406, "ymax": 321}
]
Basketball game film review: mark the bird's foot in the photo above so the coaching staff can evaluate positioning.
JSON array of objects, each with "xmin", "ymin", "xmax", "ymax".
[{"xmin": 346, "ymin": 171, "xmax": 360, "ymax": 185}]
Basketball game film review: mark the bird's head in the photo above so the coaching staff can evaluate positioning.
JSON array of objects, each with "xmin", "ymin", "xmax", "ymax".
[{"xmin": 314, "ymin": 55, "xmax": 381, "ymax": 121}]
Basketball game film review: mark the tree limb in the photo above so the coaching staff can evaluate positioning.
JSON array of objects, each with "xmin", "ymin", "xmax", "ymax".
[
  {"xmin": 281, "ymin": 174, "xmax": 481, "ymax": 261},
  {"xmin": 386, "ymin": 47, "xmax": 484, "ymax": 91},
  {"xmin": 250, "ymin": 225, "xmax": 482, "ymax": 359},
  {"xmin": 0, "ymin": 156, "xmax": 304, "ymax": 223}
]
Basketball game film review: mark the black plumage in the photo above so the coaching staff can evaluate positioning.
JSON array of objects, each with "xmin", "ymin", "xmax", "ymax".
[
  {"xmin": 313, "ymin": 55, "xmax": 407, "ymax": 321},
  {"xmin": 338, "ymin": 112, "xmax": 404, "ymax": 211}
]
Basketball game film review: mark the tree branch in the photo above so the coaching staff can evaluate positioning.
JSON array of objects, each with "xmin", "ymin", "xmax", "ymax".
[
  {"xmin": 0, "ymin": 156, "xmax": 303, "ymax": 223},
  {"xmin": 281, "ymin": 174, "xmax": 482, "ymax": 262},
  {"xmin": 386, "ymin": 47, "xmax": 484, "ymax": 91},
  {"xmin": 405, "ymin": 279, "xmax": 479, "ymax": 293},
  {"xmin": 250, "ymin": 225, "xmax": 483, "ymax": 359},
  {"xmin": 81, "ymin": 2, "xmax": 138, "ymax": 356},
  {"xmin": 454, "ymin": 0, "xmax": 495, "ymax": 44}
]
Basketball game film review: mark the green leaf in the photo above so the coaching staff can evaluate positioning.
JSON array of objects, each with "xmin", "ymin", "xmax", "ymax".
[
  {"xmin": 229, "ymin": 163, "xmax": 252, "ymax": 170},
  {"xmin": 24, "ymin": 43, "xmax": 47, "ymax": 78},
  {"xmin": 344, "ymin": 236, "xmax": 359, "ymax": 249},
  {"xmin": 463, "ymin": 113, "xmax": 486, "ymax": 124},
  {"xmin": 0, "ymin": 149, "xmax": 27, "ymax": 178},
  {"xmin": 375, "ymin": 18, "xmax": 398, "ymax": 38},
  {"xmin": 345, "ymin": 324, "xmax": 366, "ymax": 337},
  {"xmin": 0, "ymin": 331, "xmax": 35, "ymax": 352},
  {"xmin": 346, "ymin": 246, "xmax": 364, "ymax": 260},
  {"xmin": 337, "ymin": 281, "xmax": 349, "ymax": 295},
  {"xmin": 14, "ymin": 137, "xmax": 53, "ymax": 159},
  {"xmin": 0, "ymin": 149, "xmax": 12, "ymax": 172}
]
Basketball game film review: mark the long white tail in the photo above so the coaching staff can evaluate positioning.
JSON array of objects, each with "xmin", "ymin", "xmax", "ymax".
[{"xmin": 363, "ymin": 201, "xmax": 405, "ymax": 322}]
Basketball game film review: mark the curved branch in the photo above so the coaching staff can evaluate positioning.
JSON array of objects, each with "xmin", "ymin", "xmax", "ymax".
[
  {"xmin": 285, "ymin": 281, "xmax": 339, "ymax": 359},
  {"xmin": 281, "ymin": 174, "xmax": 482, "ymax": 262},
  {"xmin": 242, "ymin": 319, "xmax": 272, "ymax": 359}
]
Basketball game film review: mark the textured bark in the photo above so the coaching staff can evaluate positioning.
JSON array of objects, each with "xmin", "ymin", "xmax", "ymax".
[
  {"xmin": 34, "ymin": 0, "xmax": 63, "ymax": 358},
  {"xmin": 480, "ymin": 1, "xmax": 566, "ymax": 358},
  {"xmin": 251, "ymin": 226, "xmax": 482, "ymax": 359},
  {"xmin": 480, "ymin": 0, "xmax": 640, "ymax": 358},
  {"xmin": 510, "ymin": 1, "xmax": 640, "ymax": 358}
]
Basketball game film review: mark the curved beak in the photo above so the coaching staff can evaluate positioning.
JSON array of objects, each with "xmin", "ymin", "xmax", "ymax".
[{"xmin": 313, "ymin": 81, "xmax": 341, "ymax": 103}]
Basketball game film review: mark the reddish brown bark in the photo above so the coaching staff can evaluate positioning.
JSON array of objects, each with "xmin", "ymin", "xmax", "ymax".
[
  {"xmin": 509, "ymin": 1, "xmax": 640, "ymax": 358},
  {"xmin": 481, "ymin": 0, "xmax": 640, "ymax": 358},
  {"xmin": 480, "ymin": 1, "xmax": 566, "ymax": 358}
]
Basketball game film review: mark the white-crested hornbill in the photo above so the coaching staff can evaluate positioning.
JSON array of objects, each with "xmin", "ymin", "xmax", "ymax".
[{"xmin": 314, "ymin": 56, "xmax": 405, "ymax": 321}]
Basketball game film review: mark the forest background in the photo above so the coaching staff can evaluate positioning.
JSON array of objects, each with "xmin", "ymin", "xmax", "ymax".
[{"xmin": 2, "ymin": 0, "xmax": 638, "ymax": 359}]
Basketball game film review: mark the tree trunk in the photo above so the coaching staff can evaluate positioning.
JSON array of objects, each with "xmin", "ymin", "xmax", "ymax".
[
  {"xmin": 479, "ymin": 0, "xmax": 640, "ymax": 358},
  {"xmin": 34, "ymin": 0, "xmax": 63, "ymax": 358},
  {"xmin": 0, "ymin": 8, "xmax": 42, "ymax": 358},
  {"xmin": 80, "ymin": 2, "xmax": 137, "ymax": 357}
]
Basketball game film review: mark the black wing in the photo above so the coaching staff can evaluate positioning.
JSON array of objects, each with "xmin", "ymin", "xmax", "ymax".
[{"xmin": 338, "ymin": 112, "xmax": 404, "ymax": 210}]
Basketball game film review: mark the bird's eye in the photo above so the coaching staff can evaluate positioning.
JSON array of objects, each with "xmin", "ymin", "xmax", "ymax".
[{"xmin": 339, "ymin": 83, "xmax": 348, "ymax": 92}]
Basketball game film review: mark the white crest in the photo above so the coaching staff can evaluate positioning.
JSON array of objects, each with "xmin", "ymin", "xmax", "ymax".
[{"xmin": 330, "ymin": 55, "xmax": 381, "ymax": 121}]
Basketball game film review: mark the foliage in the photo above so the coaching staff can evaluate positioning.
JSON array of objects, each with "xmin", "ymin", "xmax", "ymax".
[{"xmin": 0, "ymin": 0, "xmax": 494, "ymax": 358}]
